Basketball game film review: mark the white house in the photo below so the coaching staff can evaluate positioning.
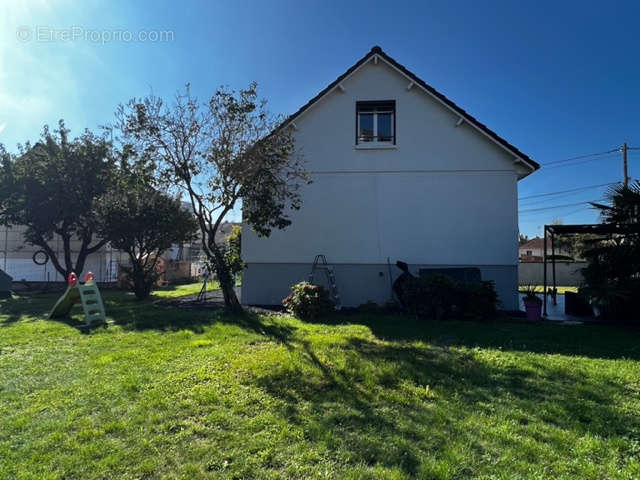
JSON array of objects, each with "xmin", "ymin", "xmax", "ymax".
[
  {"xmin": 519, "ymin": 237, "xmax": 572, "ymax": 262},
  {"xmin": 242, "ymin": 46, "xmax": 539, "ymax": 311}
]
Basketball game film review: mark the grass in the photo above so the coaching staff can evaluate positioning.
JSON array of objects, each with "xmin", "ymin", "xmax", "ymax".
[
  {"xmin": 152, "ymin": 281, "xmax": 219, "ymax": 299},
  {"xmin": 1, "ymin": 288, "xmax": 639, "ymax": 479},
  {"xmin": 518, "ymin": 285, "xmax": 578, "ymax": 294}
]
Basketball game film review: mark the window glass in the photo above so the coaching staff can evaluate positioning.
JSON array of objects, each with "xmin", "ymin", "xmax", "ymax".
[
  {"xmin": 378, "ymin": 112, "xmax": 392, "ymax": 141},
  {"xmin": 356, "ymin": 101, "xmax": 395, "ymax": 144},
  {"xmin": 359, "ymin": 113, "xmax": 374, "ymax": 141}
]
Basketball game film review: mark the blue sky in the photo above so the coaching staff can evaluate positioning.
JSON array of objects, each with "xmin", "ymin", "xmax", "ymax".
[{"xmin": 1, "ymin": 0, "xmax": 639, "ymax": 236}]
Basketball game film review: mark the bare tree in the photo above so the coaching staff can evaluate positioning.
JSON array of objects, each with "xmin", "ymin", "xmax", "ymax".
[{"xmin": 114, "ymin": 83, "xmax": 307, "ymax": 311}]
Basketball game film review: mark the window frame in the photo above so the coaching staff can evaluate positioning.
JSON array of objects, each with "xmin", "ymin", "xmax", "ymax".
[{"xmin": 355, "ymin": 100, "xmax": 396, "ymax": 145}]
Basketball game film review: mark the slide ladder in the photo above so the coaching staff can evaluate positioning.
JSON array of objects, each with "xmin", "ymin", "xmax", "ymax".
[
  {"xmin": 308, "ymin": 254, "xmax": 342, "ymax": 310},
  {"xmin": 77, "ymin": 283, "xmax": 106, "ymax": 325},
  {"xmin": 49, "ymin": 272, "xmax": 106, "ymax": 326}
]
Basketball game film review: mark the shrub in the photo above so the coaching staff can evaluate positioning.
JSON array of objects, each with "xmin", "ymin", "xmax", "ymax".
[
  {"xmin": 455, "ymin": 281, "xmax": 500, "ymax": 318},
  {"xmin": 405, "ymin": 275, "xmax": 499, "ymax": 319},
  {"xmin": 405, "ymin": 275, "xmax": 457, "ymax": 319},
  {"xmin": 283, "ymin": 282, "xmax": 334, "ymax": 320}
]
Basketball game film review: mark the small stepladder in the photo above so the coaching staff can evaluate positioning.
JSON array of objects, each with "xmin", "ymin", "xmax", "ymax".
[
  {"xmin": 308, "ymin": 254, "xmax": 342, "ymax": 310},
  {"xmin": 197, "ymin": 265, "xmax": 210, "ymax": 302}
]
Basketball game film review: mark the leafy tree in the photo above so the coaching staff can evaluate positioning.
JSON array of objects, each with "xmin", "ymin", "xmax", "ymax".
[
  {"xmin": 96, "ymin": 179, "xmax": 198, "ymax": 299},
  {"xmin": 518, "ymin": 233, "xmax": 530, "ymax": 246},
  {"xmin": 114, "ymin": 83, "xmax": 307, "ymax": 311},
  {"xmin": 224, "ymin": 224, "xmax": 243, "ymax": 277},
  {"xmin": 591, "ymin": 181, "xmax": 640, "ymax": 224},
  {"xmin": 581, "ymin": 181, "xmax": 640, "ymax": 319},
  {"xmin": 0, "ymin": 121, "xmax": 116, "ymax": 278}
]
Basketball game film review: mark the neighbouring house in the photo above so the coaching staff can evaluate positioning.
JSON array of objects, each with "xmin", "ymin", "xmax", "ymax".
[
  {"xmin": 519, "ymin": 237, "xmax": 572, "ymax": 262},
  {"xmin": 0, "ymin": 224, "xmax": 126, "ymax": 283},
  {"xmin": 0, "ymin": 223, "xmax": 202, "ymax": 284},
  {"xmin": 242, "ymin": 46, "xmax": 539, "ymax": 310}
]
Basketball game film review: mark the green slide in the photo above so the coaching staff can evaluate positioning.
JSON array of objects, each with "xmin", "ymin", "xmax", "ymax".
[
  {"xmin": 49, "ymin": 273, "xmax": 106, "ymax": 326},
  {"xmin": 49, "ymin": 286, "xmax": 81, "ymax": 319}
]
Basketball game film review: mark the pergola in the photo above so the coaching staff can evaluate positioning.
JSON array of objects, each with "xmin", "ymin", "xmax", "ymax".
[{"xmin": 543, "ymin": 223, "xmax": 640, "ymax": 315}]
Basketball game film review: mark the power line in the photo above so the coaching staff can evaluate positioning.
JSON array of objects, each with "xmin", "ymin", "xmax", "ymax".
[
  {"xmin": 541, "ymin": 148, "xmax": 619, "ymax": 166},
  {"xmin": 519, "ymin": 189, "xmax": 609, "ymax": 208},
  {"xmin": 521, "ymin": 206, "xmax": 594, "ymax": 220},
  {"xmin": 519, "ymin": 199, "xmax": 603, "ymax": 214},
  {"xmin": 540, "ymin": 151, "xmax": 619, "ymax": 170},
  {"xmin": 518, "ymin": 182, "xmax": 616, "ymax": 200},
  {"xmin": 561, "ymin": 206, "xmax": 593, "ymax": 217}
]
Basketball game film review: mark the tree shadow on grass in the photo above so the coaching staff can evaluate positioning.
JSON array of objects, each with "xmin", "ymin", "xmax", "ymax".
[
  {"xmin": 1, "ymin": 289, "xmax": 297, "ymax": 345},
  {"xmin": 104, "ymin": 295, "xmax": 298, "ymax": 344},
  {"xmin": 254, "ymin": 335, "xmax": 639, "ymax": 476},
  {"xmin": 347, "ymin": 337, "xmax": 637, "ymax": 437},
  {"xmin": 311, "ymin": 312, "xmax": 640, "ymax": 361},
  {"xmin": 0, "ymin": 293, "xmax": 57, "ymax": 327}
]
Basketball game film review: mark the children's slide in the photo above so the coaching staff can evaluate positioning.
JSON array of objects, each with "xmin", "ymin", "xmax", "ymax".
[{"xmin": 49, "ymin": 272, "xmax": 106, "ymax": 326}]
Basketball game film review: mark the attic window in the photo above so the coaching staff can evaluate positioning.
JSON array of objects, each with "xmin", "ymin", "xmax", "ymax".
[{"xmin": 356, "ymin": 100, "xmax": 395, "ymax": 145}]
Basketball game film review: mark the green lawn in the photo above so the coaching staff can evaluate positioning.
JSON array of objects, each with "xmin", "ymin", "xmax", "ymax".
[
  {"xmin": 152, "ymin": 281, "xmax": 218, "ymax": 299},
  {"xmin": 1, "ymin": 288, "xmax": 639, "ymax": 479}
]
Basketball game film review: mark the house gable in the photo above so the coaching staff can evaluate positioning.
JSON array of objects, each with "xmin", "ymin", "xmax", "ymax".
[
  {"xmin": 241, "ymin": 47, "xmax": 529, "ymax": 310},
  {"xmin": 287, "ymin": 46, "xmax": 538, "ymax": 179}
]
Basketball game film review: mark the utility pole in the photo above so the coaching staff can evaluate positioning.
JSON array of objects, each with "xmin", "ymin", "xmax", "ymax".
[{"xmin": 622, "ymin": 142, "xmax": 629, "ymax": 186}]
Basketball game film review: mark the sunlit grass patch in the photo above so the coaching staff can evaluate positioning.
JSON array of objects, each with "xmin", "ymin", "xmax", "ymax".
[{"xmin": 1, "ymin": 291, "xmax": 639, "ymax": 479}]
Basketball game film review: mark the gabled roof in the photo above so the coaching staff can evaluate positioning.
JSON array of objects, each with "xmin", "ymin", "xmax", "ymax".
[
  {"xmin": 519, "ymin": 237, "xmax": 546, "ymax": 250},
  {"xmin": 284, "ymin": 46, "xmax": 540, "ymax": 174},
  {"xmin": 519, "ymin": 237, "xmax": 575, "ymax": 250}
]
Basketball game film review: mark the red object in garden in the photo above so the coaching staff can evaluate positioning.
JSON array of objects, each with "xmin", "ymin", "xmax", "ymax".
[
  {"xmin": 67, "ymin": 272, "xmax": 78, "ymax": 287},
  {"xmin": 84, "ymin": 272, "xmax": 95, "ymax": 283}
]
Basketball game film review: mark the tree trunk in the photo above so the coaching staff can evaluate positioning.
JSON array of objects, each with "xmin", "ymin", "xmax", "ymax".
[
  {"xmin": 133, "ymin": 274, "xmax": 152, "ymax": 299},
  {"xmin": 127, "ymin": 253, "xmax": 154, "ymax": 300},
  {"xmin": 74, "ymin": 246, "xmax": 89, "ymax": 280},
  {"xmin": 36, "ymin": 239, "xmax": 68, "ymax": 280},
  {"xmin": 210, "ymin": 244, "xmax": 242, "ymax": 312}
]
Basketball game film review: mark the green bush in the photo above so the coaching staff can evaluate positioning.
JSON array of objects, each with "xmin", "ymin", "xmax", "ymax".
[
  {"xmin": 455, "ymin": 280, "xmax": 500, "ymax": 318},
  {"xmin": 282, "ymin": 282, "xmax": 334, "ymax": 320},
  {"xmin": 405, "ymin": 275, "xmax": 457, "ymax": 319},
  {"xmin": 405, "ymin": 275, "xmax": 499, "ymax": 319}
]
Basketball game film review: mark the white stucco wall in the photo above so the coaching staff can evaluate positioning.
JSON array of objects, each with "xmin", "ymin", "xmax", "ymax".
[{"xmin": 243, "ymin": 57, "xmax": 527, "ymax": 309}]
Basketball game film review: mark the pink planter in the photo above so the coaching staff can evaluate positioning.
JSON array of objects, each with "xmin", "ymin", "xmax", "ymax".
[{"xmin": 523, "ymin": 298, "xmax": 542, "ymax": 321}]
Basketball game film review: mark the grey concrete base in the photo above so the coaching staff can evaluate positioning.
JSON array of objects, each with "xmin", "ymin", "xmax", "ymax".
[
  {"xmin": 242, "ymin": 263, "xmax": 519, "ymax": 311},
  {"xmin": 518, "ymin": 262, "xmax": 586, "ymax": 287}
]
